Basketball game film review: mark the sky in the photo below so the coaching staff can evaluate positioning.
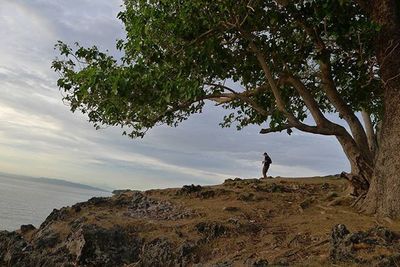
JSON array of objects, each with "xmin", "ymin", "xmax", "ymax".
[{"xmin": 0, "ymin": 0, "xmax": 350, "ymax": 190}]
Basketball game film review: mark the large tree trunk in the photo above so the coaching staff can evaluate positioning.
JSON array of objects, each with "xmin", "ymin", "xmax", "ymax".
[
  {"xmin": 362, "ymin": 0, "xmax": 400, "ymax": 217},
  {"xmin": 336, "ymin": 135, "xmax": 373, "ymax": 196}
]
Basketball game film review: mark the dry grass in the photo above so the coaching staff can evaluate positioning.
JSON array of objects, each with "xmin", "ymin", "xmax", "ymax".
[{"xmin": 24, "ymin": 176, "xmax": 400, "ymax": 266}]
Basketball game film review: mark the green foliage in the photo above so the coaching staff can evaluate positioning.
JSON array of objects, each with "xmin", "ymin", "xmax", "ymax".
[{"xmin": 52, "ymin": 0, "xmax": 381, "ymax": 138}]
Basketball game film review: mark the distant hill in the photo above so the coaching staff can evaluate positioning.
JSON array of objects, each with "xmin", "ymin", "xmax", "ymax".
[{"xmin": 0, "ymin": 172, "xmax": 110, "ymax": 192}]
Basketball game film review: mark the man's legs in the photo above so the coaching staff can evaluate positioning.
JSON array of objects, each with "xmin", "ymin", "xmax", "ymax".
[{"xmin": 262, "ymin": 164, "xmax": 269, "ymax": 179}]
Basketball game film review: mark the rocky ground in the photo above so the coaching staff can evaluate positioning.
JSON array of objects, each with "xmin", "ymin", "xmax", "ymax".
[{"xmin": 1, "ymin": 176, "xmax": 400, "ymax": 266}]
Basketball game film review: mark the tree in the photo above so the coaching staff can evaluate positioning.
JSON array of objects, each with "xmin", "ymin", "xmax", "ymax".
[
  {"xmin": 355, "ymin": 0, "xmax": 400, "ymax": 217},
  {"xmin": 52, "ymin": 0, "xmax": 400, "ymax": 217}
]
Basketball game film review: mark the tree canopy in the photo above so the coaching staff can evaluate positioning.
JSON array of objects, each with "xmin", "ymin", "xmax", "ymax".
[{"xmin": 53, "ymin": 0, "xmax": 381, "ymax": 140}]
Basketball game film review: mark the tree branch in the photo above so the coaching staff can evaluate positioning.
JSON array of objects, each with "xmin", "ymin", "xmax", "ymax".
[
  {"xmin": 260, "ymin": 124, "xmax": 292, "ymax": 134},
  {"xmin": 279, "ymin": 74, "xmax": 328, "ymax": 127},
  {"xmin": 242, "ymin": 33, "xmax": 340, "ymax": 136},
  {"xmin": 295, "ymin": 18, "xmax": 372, "ymax": 160},
  {"xmin": 206, "ymin": 82, "xmax": 272, "ymax": 116},
  {"xmin": 361, "ymin": 109, "xmax": 378, "ymax": 154}
]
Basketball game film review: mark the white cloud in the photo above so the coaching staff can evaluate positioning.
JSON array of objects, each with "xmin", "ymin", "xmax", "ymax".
[{"xmin": 0, "ymin": 0, "xmax": 350, "ymax": 190}]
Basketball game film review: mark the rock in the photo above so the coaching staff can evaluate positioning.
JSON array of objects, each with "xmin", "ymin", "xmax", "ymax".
[
  {"xmin": 213, "ymin": 260, "xmax": 233, "ymax": 267},
  {"xmin": 227, "ymin": 218, "xmax": 239, "ymax": 224},
  {"xmin": 195, "ymin": 222, "xmax": 227, "ymax": 240},
  {"xmin": 330, "ymin": 224, "xmax": 400, "ymax": 265},
  {"xmin": 112, "ymin": 189, "xmax": 133, "ymax": 195},
  {"xmin": 375, "ymin": 254, "xmax": 400, "ymax": 267},
  {"xmin": 34, "ymin": 230, "xmax": 60, "ymax": 249},
  {"xmin": 176, "ymin": 184, "xmax": 202, "ymax": 196},
  {"xmin": 127, "ymin": 191, "xmax": 195, "ymax": 220},
  {"xmin": 69, "ymin": 217, "xmax": 88, "ymax": 231},
  {"xmin": 299, "ymin": 197, "xmax": 314, "ymax": 210},
  {"xmin": 141, "ymin": 238, "xmax": 175, "ymax": 266},
  {"xmin": 73, "ymin": 205, "xmax": 82, "ymax": 213},
  {"xmin": 223, "ymin": 206, "xmax": 240, "ymax": 212},
  {"xmin": 245, "ymin": 258, "xmax": 269, "ymax": 267},
  {"xmin": 238, "ymin": 222, "xmax": 262, "ymax": 234},
  {"xmin": 69, "ymin": 225, "xmax": 142, "ymax": 266},
  {"xmin": 177, "ymin": 241, "xmax": 199, "ymax": 265},
  {"xmin": 0, "ymin": 231, "xmax": 32, "ymax": 266},
  {"xmin": 20, "ymin": 224, "xmax": 36, "ymax": 234},
  {"xmin": 40, "ymin": 207, "xmax": 70, "ymax": 228},
  {"xmin": 269, "ymin": 183, "xmax": 288, "ymax": 193},
  {"xmin": 273, "ymin": 258, "xmax": 289, "ymax": 266},
  {"xmin": 238, "ymin": 192, "xmax": 255, "ymax": 201},
  {"xmin": 321, "ymin": 183, "xmax": 330, "ymax": 190},
  {"xmin": 244, "ymin": 178, "xmax": 261, "ymax": 184},
  {"xmin": 87, "ymin": 197, "xmax": 110, "ymax": 206},
  {"xmin": 199, "ymin": 190, "xmax": 216, "ymax": 199},
  {"xmin": 223, "ymin": 178, "xmax": 234, "ymax": 185}
]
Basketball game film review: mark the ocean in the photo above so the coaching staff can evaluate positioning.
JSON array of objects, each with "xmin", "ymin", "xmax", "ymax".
[{"xmin": 0, "ymin": 174, "xmax": 111, "ymax": 231}]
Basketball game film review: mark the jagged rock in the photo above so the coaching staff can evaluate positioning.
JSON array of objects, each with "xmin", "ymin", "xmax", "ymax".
[
  {"xmin": 330, "ymin": 224, "xmax": 352, "ymax": 262},
  {"xmin": 198, "ymin": 190, "xmax": 216, "ymax": 199},
  {"xmin": 238, "ymin": 192, "xmax": 255, "ymax": 201},
  {"xmin": 69, "ymin": 217, "xmax": 88, "ymax": 231},
  {"xmin": 245, "ymin": 258, "xmax": 269, "ymax": 267},
  {"xmin": 252, "ymin": 259, "xmax": 269, "ymax": 267},
  {"xmin": 223, "ymin": 178, "xmax": 234, "ymax": 185},
  {"xmin": 127, "ymin": 191, "xmax": 195, "ymax": 220},
  {"xmin": 73, "ymin": 205, "xmax": 81, "ymax": 213},
  {"xmin": 0, "ymin": 231, "xmax": 32, "ymax": 266},
  {"xmin": 176, "ymin": 184, "xmax": 202, "ymax": 196},
  {"xmin": 223, "ymin": 206, "xmax": 240, "ymax": 212},
  {"xmin": 330, "ymin": 224, "xmax": 400, "ymax": 265},
  {"xmin": 87, "ymin": 197, "xmax": 110, "ymax": 206},
  {"xmin": 269, "ymin": 183, "xmax": 290, "ymax": 193},
  {"xmin": 213, "ymin": 260, "xmax": 233, "ymax": 267},
  {"xmin": 40, "ymin": 208, "xmax": 70, "ymax": 228},
  {"xmin": 243, "ymin": 179, "xmax": 261, "ymax": 185},
  {"xmin": 195, "ymin": 222, "xmax": 227, "ymax": 240},
  {"xmin": 140, "ymin": 238, "xmax": 175, "ymax": 267},
  {"xmin": 177, "ymin": 241, "xmax": 198, "ymax": 265},
  {"xmin": 299, "ymin": 197, "xmax": 314, "ymax": 210},
  {"xmin": 20, "ymin": 224, "xmax": 36, "ymax": 234},
  {"xmin": 112, "ymin": 189, "xmax": 133, "ymax": 195},
  {"xmin": 375, "ymin": 254, "xmax": 400, "ymax": 267},
  {"xmin": 237, "ymin": 221, "xmax": 262, "ymax": 234},
  {"xmin": 321, "ymin": 183, "xmax": 330, "ymax": 190},
  {"xmin": 227, "ymin": 218, "xmax": 240, "ymax": 225},
  {"xmin": 69, "ymin": 225, "xmax": 142, "ymax": 267},
  {"xmin": 119, "ymin": 191, "xmax": 207, "ymax": 220},
  {"xmin": 34, "ymin": 230, "xmax": 60, "ymax": 249}
]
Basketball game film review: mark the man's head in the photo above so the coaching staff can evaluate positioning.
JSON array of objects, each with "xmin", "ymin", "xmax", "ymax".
[{"xmin": 263, "ymin": 152, "xmax": 268, "ymax": 156}]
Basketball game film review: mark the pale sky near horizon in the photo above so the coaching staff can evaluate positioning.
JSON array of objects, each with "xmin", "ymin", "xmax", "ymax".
[{"xmin": 0, "ymin": 0, "xmax": 350, "ymax": 190}]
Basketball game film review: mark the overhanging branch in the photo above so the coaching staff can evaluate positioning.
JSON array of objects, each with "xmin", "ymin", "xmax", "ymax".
[
  {"xmin": 206, "ymin": 82, "xmax": 272, "ymax": 116},
  {"xmin": 260, "ymin": 124, "xmax": 292, "ymax": 134}
]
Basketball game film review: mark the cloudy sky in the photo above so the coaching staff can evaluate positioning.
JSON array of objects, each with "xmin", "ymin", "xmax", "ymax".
[{"xmin": 0, "ymin": 0, "xmax": 349, "ymax": 190}]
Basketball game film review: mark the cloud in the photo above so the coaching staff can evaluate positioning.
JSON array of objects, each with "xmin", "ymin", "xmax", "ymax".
[{"xmin": 0, "ymin": 0, "xmax": 350, "ymax": 190}]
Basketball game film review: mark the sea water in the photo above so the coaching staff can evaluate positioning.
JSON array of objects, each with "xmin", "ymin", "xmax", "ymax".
[{"xmin": 0, "ymin": 174, "xmax": 110, "ymax": 231}]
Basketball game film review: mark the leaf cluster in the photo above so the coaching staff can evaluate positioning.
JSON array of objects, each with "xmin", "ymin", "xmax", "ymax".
[{"xmin": 52, "ymin": 0, "xmax": 382, "ymax": 137}]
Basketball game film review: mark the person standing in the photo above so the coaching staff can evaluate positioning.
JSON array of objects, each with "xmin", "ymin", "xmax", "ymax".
[{"xmin": 262, "ymin": 152, "xmax": 272, "ymax": 179}]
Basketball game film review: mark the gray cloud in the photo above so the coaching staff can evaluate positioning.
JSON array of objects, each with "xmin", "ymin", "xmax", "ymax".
[{"xmin": 0, "ymin": 0, "xmax": 350, "ymax": 190}]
